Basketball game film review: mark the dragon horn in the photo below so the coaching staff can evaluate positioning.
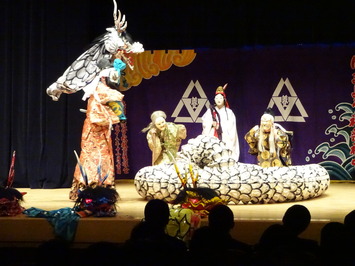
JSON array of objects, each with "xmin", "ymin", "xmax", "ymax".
[
  {"xmin": 113, "ymin": 0, "xmax": 127, "ymax": 32},
  {"xmin": 6, "ymin": 151, "xmax": 16, "ymax": 188}
]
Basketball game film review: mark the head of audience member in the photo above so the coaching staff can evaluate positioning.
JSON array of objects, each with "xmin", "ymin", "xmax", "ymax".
[
  {"xmin": 282, "ymin": 204, "xmax": 311, "ymax": 236},
  {"xmin": 208, "ymin": 204, "xmax": 234, "ymax": 233},
  {"xmin": 344, "ymin": 210, "xmax": 355, "ymax": 243},
  {"xmin": 320, "ymin": 222, "xmax": 347, "ymax": 249},
  {"xmin": 258, "ymin": 223, "xmax": 291, "ymax": 249},
  {"xmin": 320, "ymin": 221, "xmax": 354, "ymax": 265},
  {"xmin": 344, "ymin": 210, "xmax": 355, "ymax": 228},
  {"xmin": 144, "ymin": 199, "xmax": 170, "ymax": 230}
]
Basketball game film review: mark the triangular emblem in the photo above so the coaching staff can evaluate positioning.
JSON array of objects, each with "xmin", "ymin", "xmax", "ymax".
[
  {"xmin": 172, "ymin": 80, "xmax": 210, "ymax": 123},
  {"xmin": 267, "ymin": 78, "xmax": 308, "ymax": 122}
]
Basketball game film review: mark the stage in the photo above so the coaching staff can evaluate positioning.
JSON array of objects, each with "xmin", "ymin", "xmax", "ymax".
[{"xmin": 1, "ymin": 180, "xmax": 354, "ymax": 248}]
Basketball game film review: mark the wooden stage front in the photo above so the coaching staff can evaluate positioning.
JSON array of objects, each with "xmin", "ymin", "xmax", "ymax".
[{"xmin": 1, "ymin": 180, "xmax": 354, "ymax": 248}]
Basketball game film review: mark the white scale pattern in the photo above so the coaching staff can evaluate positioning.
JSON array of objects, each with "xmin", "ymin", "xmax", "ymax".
[{"xmin": 134, "ymin": 135, "xmax": 330, "ymax": 204}]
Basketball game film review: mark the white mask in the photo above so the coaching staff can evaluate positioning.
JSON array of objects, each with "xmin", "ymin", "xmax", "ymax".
[{"xmin": 155, "ymin": 117, "xmax": 167, "ymax": 131}]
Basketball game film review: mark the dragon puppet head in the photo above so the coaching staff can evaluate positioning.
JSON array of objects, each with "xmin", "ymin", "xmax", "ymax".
[
  {"xmin": 46, "ymin": 0, "xmax": 144, "ymax": 101},
  {"xmin": 105, "ymin": 0, "xmax": 144, "ymax": 70}
]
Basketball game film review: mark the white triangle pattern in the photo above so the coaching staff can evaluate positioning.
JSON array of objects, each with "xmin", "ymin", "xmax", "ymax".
[
  {"xmin": 171, "ymin": 80, "xmax": 210, "ymax": 123},
  {"xmin": 267, "ymin": 78, "xmax": 308, "ymax": 122}
]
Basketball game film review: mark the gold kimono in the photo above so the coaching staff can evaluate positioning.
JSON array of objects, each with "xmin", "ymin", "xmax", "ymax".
[
  {"xmin": 245, "ymin": 126, "xmax": 292, "ymax": 167},
  {"xmin": 147, "ymin": 122, "xmax": 187, "ymax": 165},
  {"xmin": 69, "ymin": 83, "xmax": 123, "ymax": 200}
]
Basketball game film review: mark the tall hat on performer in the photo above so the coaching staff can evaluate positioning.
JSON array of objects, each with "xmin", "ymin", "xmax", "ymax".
[{"xmin": 215, "ymin": 83, "xmax": 229, "ymax": 108}]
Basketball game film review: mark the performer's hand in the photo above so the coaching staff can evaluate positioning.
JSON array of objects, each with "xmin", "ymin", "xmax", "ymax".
[{"xmin": 212, "ymin": 121, "xmax": 219, "ymax": 130}]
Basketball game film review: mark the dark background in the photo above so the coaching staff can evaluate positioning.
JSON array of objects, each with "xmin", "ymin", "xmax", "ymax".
[
  {"xmin": 115, "ymin": 0, "xmax": 355, "ymax": 49},
  {"xmin": 1, "ymin": 0, "xmax": 355, "ymax": 188},
  {"xmin": 87, "ymin": 0, "xmax": 355, "ymax": 49}
]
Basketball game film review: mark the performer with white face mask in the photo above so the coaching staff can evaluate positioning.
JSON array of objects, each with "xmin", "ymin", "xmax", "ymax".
[
  {"xmin": 142, "ymin": 110, "xmax": 187, "ymax": 165},
  {"xmin": 201, "ymin": 84, "xmax": 240, "ymax": 161},
  {"xmin": 245, "ymin": 109, "xmax": 292, "ymax": 167}
]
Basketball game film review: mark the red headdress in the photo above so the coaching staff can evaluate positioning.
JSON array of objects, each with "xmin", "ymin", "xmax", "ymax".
[{"xmin": 215, "ymin": 83, "xmax": 229, "ymax": 108}]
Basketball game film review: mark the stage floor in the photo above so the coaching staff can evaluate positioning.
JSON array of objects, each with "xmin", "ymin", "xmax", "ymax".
[{"xmin": 1, "ymin": 180, "xmax": 354, "ymax": 247}]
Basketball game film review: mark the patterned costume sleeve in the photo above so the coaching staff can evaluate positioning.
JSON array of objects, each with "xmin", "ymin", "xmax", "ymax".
[
  {"xmin": 88, "ymin": 84, "xmax": 122, "ymax": 126},
  {"xmin": 276, "ymin": 129, "xmax": 292, "ymax": 165},
  {"xmin": 147, "ymin": 130, "xmax": 162, "ymax": 165},
  {"xmin": 176, "ymin": 124, "xmax": 187, "ymax": 140},
  {"xmin": 245, "ymin": 126, "xmax": 259, "ymax": 155},
  {"xmin": 96, "ymin": 83, "xmax": 124, "ymax": 104}
]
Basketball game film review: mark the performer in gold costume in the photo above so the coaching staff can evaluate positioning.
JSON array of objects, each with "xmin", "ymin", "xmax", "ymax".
[
  {"xmin": 142, "ymin": 110, "xmax": 187, "ymax": 166},
  {"xmin": 245, "ymin": 110, "xmax": 292, "ymax": 167}
]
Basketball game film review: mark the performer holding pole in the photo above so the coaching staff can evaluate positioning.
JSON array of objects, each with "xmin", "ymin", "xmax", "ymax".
[{"xmin": 201, "ymin": 84, "xmax": 240, "ymax": 161}]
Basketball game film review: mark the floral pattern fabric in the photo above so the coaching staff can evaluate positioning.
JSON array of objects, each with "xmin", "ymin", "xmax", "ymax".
[{"xmin": 69, "ymin": 83, "xmax": 123, "ymax": 200}]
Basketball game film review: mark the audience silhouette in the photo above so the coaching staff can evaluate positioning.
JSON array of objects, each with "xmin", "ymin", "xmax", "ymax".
[
  {"xmin": 79, "ymin": 241, "xmax": 122, "ymax": 266},
  {"xmin": 319, "ymin": 221, "xmax": 352, "ymax": 265},
  {"xmin": 282, "ymin": 204, "xmax": 319, "ymax": 255},
  {"xmin": 344, "ymin": 209, "xmax": 355, "ymax": 240},
  {"xmin": 189, "ymin": 204, "xmax": 253, "ymax": 265},
  {"xmin": 35, "ymin": 238, "xmax": 72, "ymax": 266},
  {"xmin": 5, "ymin": 202, "xmax": 355, "ymax": 266},
  {"xmin": 122, "ymin": 199, "xmax": 187, "ymax": 265},
  {"xmin": 254, "ymin": 204, "xmax": 319, "ymax": 265}
]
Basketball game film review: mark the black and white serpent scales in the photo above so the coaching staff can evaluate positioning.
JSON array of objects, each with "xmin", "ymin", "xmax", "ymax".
[{"xmin": 135, "ymin": 135, "xmax": 330, "ymax": 204}]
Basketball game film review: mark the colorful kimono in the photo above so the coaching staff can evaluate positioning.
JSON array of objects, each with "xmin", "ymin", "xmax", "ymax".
[
  {"xmin": 147, "ymin": 122, "xmax": 187, "ymax": 165},
  {"xmin": 201, "ymin": 106, "xmax": 240, "ymax": 161},
  {"xmin": 69, "ymin": 83, "xmax": 123, "ymax": 200},
  {"xmin": 244, "ymin": 126, "xmax": 292, "ymax": 167}
]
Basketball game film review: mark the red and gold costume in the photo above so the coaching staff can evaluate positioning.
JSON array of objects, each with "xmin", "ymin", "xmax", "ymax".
[{"xmin": 69, "ymin": 82, "xmax": 123, "ymax": 200}]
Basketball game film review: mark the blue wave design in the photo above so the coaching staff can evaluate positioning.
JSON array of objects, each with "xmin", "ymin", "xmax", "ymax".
[
  {"xmin": 344, "ymin": 157, "xmax": 355, "ymax": 176},
  {"xmin": 315, "ymin": 142, "xmax": 350, "ymax": 162},
  {"xmin": 310, "ymin": 102, "xmax": 355, "ymax": 181},
  {"xmin": 319, "ymin": 161, "xmax": 353, "ymax": 180},
  {"xmin": 339, "ymin": 112, "xmax": 353, "ymax": 121},
  {"xmin": 325, "ymin": 124, "xmax": 352, "ymax": 144},
  {"xmin": 335, "ymin": 102, "xmax": 355, "ymax": 115}
]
